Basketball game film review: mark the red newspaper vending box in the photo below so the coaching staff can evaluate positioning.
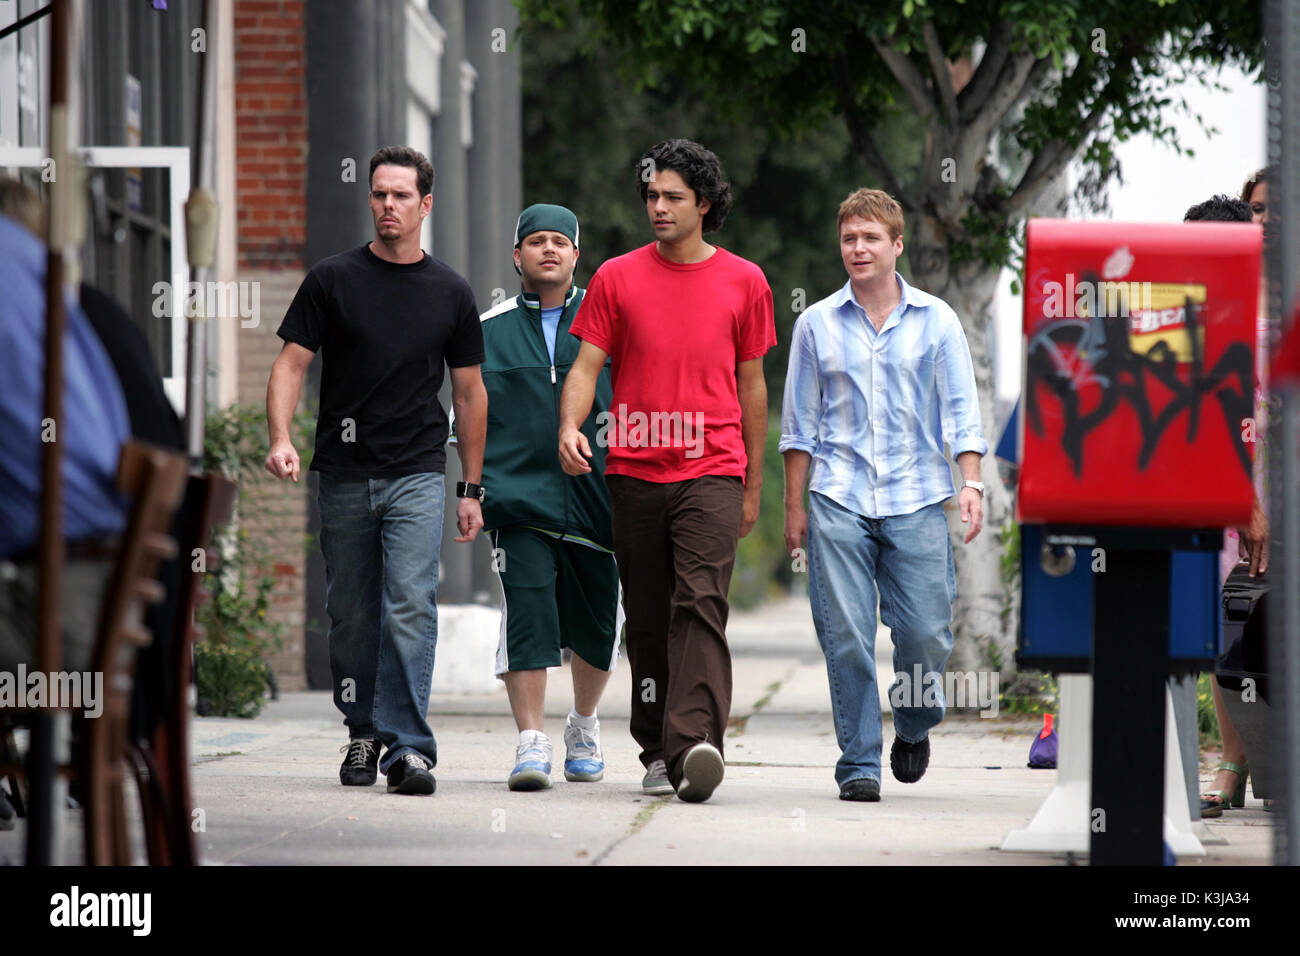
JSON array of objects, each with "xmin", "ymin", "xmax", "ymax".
[{"xmin": 1018, "ymin": 219, "xmax": 1260, "ymax": 527}]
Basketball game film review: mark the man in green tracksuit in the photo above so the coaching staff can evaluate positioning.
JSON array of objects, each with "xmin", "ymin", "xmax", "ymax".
[{"xmin": 477, "ymin": 204, "xmax": 621, "ymax": 791}]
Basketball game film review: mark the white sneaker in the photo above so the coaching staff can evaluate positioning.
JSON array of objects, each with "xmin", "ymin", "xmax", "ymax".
[
  {"xmin": 642, "ymin": 758, "xmax": 674, "ymax": 796},
  {"xmin": 677, "ymin": 742, "xmax": 724, "ymax": 803},
  {"xmin": 508, "ymin": 730, "xmax": 553, "ymax": 791},
  {"xmin": 563, "ymin": 715, "xmax": 605, "ymax": 782}
]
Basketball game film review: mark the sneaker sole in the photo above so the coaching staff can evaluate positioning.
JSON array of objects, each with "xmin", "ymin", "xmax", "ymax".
[
  {"xmin": 677, "ymin": 744, "xmax": 724, "ymax": 803},
  {"xmin": 388, "ymin": 773, "xmax": 436, "ymax": 795},
  {"xmin": 508, "ymin": 769, "xmax": 553, "ymax": 791},
  {"xmin": 642, "ymin": 779, "xmax": 674, "ymax": 796},
  {"xmin": 340, "ymin": 773, "xmax": 377, "ymax": 787},
  {"xmin": 563, "ymin": 768, "xmax": 604, "ymax": 782}
]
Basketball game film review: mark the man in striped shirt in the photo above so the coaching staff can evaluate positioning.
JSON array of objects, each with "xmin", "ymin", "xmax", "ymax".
[{"xmin": 780, "ymin": 188, "xmax": 987, "ymax": 802}]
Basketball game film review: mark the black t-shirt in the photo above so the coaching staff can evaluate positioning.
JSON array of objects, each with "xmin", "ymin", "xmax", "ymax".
[{"xmin": 277, "ymin": 244, "xmax": 484, "ymax": 477}]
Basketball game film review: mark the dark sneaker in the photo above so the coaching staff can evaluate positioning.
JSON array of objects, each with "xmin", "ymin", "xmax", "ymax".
[
  {"xmin": 839, "ymin": 777, "xmax": 881, "ymax": 801},
  {"xmin": 387, "ymin": 752, "xmax": 436, "ymax": 795},
  {"xmin": 676, "ymin": 742, "xmax": 724, "ymax": 803},
  {"xmin": 339, "ymin": 737, "xmax": 380, "ymax": 786},
  {"xmin": 890, "ymin": 735, "xmax": 930, "ymax": 783}
]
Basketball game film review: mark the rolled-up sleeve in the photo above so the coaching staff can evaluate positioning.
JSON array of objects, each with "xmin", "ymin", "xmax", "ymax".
[
  {"xmin": 936, "ymin": 309, "xmax": 988, "ymax": 459},
  {"xmin": 779, "ymin": 313, "xmax": 822, "ymax": 455}
]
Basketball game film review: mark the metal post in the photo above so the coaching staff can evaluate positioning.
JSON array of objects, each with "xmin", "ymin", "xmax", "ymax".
[
  {"xmin": 28, "ymin": 0, "xmax": 73, "ymax": 868},
  {"xmin": 1090, "ymin": 547, "xmax": 1170, "ymax": 865},
  {"xmin": 1264, "ymin": 0, "xmax": 1299, "ymax": 866},
  {"xmin": 184, "ymin": 0, "xmax": 219, "ymax": 465}
]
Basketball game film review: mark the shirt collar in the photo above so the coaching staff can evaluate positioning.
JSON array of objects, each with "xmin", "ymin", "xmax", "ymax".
[
  {"xmin": 519, "ymin": 282, "xmax": 578, "ymax": 314},
  {"xmin": 834, "ymin": 272, "xmax": 915, "ymax": 328}
]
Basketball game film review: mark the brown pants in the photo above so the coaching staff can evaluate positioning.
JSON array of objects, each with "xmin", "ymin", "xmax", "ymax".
[{"xmin": 606, "ymin": 474, "xmax": 743, "ymax": 786}]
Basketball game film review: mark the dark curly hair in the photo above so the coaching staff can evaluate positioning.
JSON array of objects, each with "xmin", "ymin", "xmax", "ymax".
[
  {"xmin": 635, "ymin": 139, "xmax": 733, "ymax": 234},
  {"xmin": 1183, "ymin": 194, "xmax": 1251, "ymax": 223}
]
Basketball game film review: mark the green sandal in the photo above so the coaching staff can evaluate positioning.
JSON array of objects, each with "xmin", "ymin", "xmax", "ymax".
[{"xmin": 1200, "ymin": 761, "xmax": 1247, "ymax": 818}]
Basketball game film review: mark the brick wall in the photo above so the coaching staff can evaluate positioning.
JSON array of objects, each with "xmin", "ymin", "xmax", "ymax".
[
  {"xmin": 234, "ymin": 0, "xmax": 307, "ymax": 270},
  {"xmin": 233, "ymin": 0, "xmax": 310, "ymax": 689}
]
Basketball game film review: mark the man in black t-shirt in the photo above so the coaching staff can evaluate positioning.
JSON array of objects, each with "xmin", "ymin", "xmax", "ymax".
[{"xmin": 266, "ymin": 146, "xmax": 487, "ymax": 795}]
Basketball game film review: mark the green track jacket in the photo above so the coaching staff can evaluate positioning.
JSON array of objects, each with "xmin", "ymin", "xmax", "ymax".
[{"xmin": 475, "ymin": 284, "xmax": 614, "ymax": 550}]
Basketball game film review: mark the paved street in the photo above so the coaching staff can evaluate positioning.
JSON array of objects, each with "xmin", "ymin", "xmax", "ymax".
[{"xmin": 1, "ymin": 598, "xmax": 1274, "ymax": 865}]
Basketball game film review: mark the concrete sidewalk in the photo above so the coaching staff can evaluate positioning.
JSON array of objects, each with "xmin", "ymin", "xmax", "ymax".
[{"xmin": 1, "ymin": 598, "xmax": 1274, "ymax": 865}]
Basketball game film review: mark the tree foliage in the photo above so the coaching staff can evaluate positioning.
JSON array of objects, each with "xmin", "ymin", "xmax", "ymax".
[
  {"xmin": 518, "ymin": 0, "xmax": 1262, "ymax": 281},
  {"xmin": 516, "ymin": 0, "xmax": 930, "ymax": 404}
]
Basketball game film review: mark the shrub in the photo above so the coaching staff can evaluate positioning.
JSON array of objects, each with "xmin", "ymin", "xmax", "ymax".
[
  {"xmin": 195, "ymin": 642, "xmax": 272, "ymax": 719},
  {"xmin": 193, "ymin": 403, "xmax": 314, "ymax": 718}
]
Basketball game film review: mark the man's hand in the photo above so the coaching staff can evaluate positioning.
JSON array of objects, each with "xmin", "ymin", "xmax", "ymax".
[
  {"xmin": 455, "ymin": 497, "xmax": 484, "ymax": 543},
  {"xmin": 740, "ymin": 484, "xmax": 761, "ymax": 538},
  {"xmin": 558, "ymin": 425, "xmax": 593, "ymax": 475},
  {"xmin": 558, "ymin": 341, "xmax": 606, "ymax": 475},
  {"xmin": 784, "ymin": 503, "xmax": 807, "ymax": 555},
  {"xmin": 958, "ymin": 487, "xmax": 983, "ymax": 543},
  {"xmin": 265, "ymin": 440, "xmax": 300, "ymax": 482},
  {"xmin": 1238, "ymin": 499, "xmax": 1269, "ymax": 577},
  {"xmin": 265, "ymin": 341, "xmax": 312, "ymax": 483}
]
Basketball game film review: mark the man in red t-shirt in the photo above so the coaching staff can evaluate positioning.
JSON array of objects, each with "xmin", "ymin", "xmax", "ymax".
[{"xmin": 559, "ymin": 139, "xmax": 775, "ymax": 803}]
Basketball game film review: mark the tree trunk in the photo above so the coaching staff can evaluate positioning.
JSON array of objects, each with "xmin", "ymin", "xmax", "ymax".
[{"xmin": 906, "ymin": 215, "xmax": 1018, "ymax": 675}]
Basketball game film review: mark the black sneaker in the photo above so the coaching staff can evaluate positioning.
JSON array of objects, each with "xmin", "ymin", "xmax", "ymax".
[
  {"xmin": 890, "ymin": 735, "xmax": 930, "ymax": 783},
  {"xmin": 839, "ymin": 777, "xmax": 881, "ymax": 801},
  {"xmin": 339, "ymin": 737, "xmax": 380, "ymax": 786},
  {"xmin": 386, "ymin": 752, "xmax": 436, "ymax": 795}
]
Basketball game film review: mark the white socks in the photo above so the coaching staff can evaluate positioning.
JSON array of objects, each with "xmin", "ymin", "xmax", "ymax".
[{"xmin": 520, "ymin": 710, "xmax": 596, "ymax": 744}]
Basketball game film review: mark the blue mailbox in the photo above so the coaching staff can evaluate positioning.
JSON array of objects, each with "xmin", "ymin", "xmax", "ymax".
[{"xmin": 1018, "ymin": 524, "xmax": 1222, "ymax": 672}]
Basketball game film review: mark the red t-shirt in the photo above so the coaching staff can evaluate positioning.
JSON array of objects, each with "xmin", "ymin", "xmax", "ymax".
[{"xmin": 569, "ymin": 242, "xmax": 776, "ymax": 483}]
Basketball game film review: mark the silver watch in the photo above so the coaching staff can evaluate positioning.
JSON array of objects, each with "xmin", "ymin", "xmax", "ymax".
[{"xmin": 962, "ymin": 480, "xmax": 985, "ymax": 496}]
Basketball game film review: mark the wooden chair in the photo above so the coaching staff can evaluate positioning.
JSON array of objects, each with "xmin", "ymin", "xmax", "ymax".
[
  {"xmin": 0, "ymin": 440, "xmax": 189, "ymax": 864},
  {"xmin": 129, "ymin": 471, "xmax": 236, "ymax": 865},
  {"xmin": 81, "ymin": 441, "xmax": 189, "ymax": 864}
]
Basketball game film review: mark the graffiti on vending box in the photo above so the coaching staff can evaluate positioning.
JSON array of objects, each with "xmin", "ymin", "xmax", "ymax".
[{"xmin": 1026, "ymin": 273, "xmax": 1253, "ymax": 478}]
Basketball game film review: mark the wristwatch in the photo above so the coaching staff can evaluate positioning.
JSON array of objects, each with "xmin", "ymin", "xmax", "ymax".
[
  {"xmin": 962, "ymin": 480, "xmax": 985, "ymax": 496},
  {"xmin": 456, "ymin": 481, "xmax": 486, "ymax": 503}
]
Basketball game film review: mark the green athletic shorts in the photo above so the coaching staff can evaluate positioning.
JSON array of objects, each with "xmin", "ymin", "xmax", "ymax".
[{"xmin": 491, "ymin": 526, "xmax": 622, "ymax": 676}]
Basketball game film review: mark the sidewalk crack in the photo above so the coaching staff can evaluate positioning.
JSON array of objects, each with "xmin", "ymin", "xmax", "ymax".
[
  {"xmin": 727, "ymin": 663, "xmax": 798, "ymax": 737},
  {"xmin": 590, "ymin": 796, "xmax": 671, "ymax": 866}
]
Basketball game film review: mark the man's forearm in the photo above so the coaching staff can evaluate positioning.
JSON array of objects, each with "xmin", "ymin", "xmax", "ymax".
[
  {"xmin": 739, "ymin": 379, "xmax": 767, "ymax": 488},
  {"xmin": 956, "ymin": 451, "xmax": 982, "ymax": 483},
  {"xmin": 267, "ymin": 359, "xmax": 304, "ymax": 444},
  {"xmin": 783, "ymin": 450, "xmax": 811, "ymax": 508},
  {"xmin": 559, "ymin": 364, "xmax": 598, "ymax": 432},
  {"xmin": 453, "ymin": 387, "xmax": 487, "ymax": 483}
]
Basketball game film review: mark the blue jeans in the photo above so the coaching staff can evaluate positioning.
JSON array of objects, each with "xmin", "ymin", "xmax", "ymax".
[
  {"xmin": 317, "ymin": 472, "xmax": 443, "ymax": 773},
  {"xmin": 807, "ymin": 492, "xmax": 955, "ymax": 786}
]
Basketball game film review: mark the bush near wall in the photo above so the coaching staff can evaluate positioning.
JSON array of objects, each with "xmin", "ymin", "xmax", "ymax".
[{"xmin": 194, "ymin": 403, "xmax": 314, "ymax": 718}]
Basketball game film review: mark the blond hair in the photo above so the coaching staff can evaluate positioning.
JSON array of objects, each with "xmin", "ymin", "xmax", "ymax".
[{"xmin": 837, "ymin": 188, "xmax": 903, "ymax": 241}]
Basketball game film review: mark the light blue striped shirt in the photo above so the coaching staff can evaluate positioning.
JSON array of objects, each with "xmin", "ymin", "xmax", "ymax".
[{"xmin": 779, "ymin": 273, "xmax": 987, "ymax": 519}]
